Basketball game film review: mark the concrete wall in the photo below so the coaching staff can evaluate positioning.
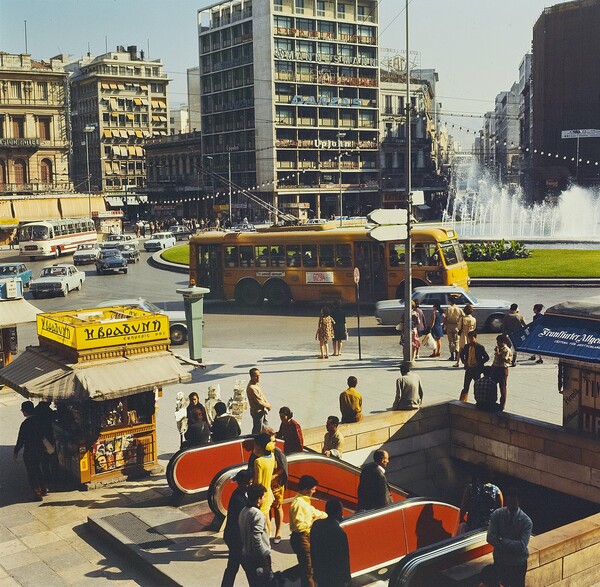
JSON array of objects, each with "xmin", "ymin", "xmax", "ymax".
[{"xmin": 449, "ymin": 401, "xmax": 600, "ymax": 504}]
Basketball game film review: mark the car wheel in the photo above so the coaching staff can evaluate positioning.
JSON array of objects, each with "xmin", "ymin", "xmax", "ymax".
[
  {"xmin": 486, "ymin": 314, "xmax": 504, "ymax": 333},
  {"xmin": 235, "ymin": 280, "xmax": 263, "ymax": 306},
  {"xmin": 61, "ymin": 285, "xmax": 68, "ymax": 297},
  {"xmin": 96, "ymin": 268, "xmax": 101, "ymax": 275},
  {"xmin": 265, "ymin": 280, "xmax": 291, "ymax": 306},
  {"xmin": 170, "ymin": 325, "xmax": 187, "ymax": 345},
  {"xmin": 29, "ymin": 256, "xmax": 36, "ymax": 262},
  {"xmin": 76, "ymin": 280, "xmax": 82, "ymax": 291},
  {"xmin": 123, "ymin": 268, "xmax": 128, "ymax": 274}
]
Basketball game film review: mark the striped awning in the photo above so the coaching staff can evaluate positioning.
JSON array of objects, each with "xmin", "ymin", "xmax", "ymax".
[{"xmin": 0, "ymin": 346, "xmax": 192, "ymax": 402}]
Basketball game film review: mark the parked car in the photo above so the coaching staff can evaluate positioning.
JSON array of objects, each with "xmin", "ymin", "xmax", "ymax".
[
  {"xmin": 230, "ymin": 223, "xmax": 256, "ymax": 232},
  {"xmin": 96, "ymin": 298, "xmax": 188, "ymax": 345},
  {"xmin": 0, "ymin": 263, "xmax": 33, "ymax": 288},
  {"xmin": 374, "ymin": 286, "xmax": 512, "ymax": 332},
  {"xmin": 144, "ymin": 232, "xmax": 176, "ymax": 252},
  {"xmin": 168, "ymin": 225, "xmax": 193, "ymax": 241},
  {"xmin": 95, "ymin": 249, "xmax": 128, "ymax": 275},
  {"xmin": 73, "ymin": 243, "xmax": 101, "ymax": 265},
  {"xmin": 100, "ymin": 234, "xmax": 139, "ymax": 249},
  {"xmin": 305, "ymin": 218, "xmax": 329, "ymax": 225},
  {"xmin": 30, "ymin": 264, "xmax": 85, "ymax": 298},
  {"xmin": 116, "ymin": 242, "xmax": 140, "ymax": 264}
]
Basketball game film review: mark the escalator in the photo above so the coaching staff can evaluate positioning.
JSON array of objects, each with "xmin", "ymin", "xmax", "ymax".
[{"xmin": 208, "ymin": 452, "xmax": 460, "ymax": 580}]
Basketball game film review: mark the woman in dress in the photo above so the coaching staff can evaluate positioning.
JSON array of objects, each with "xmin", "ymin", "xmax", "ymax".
[
  {"xmin": 315, "ymin": 306, "xmax": 335, "ymax": 359},
  {"xmin": 455, "ymin": 304, "xmax": 477, "ymax": 367},
  {"xmin": 331, "ymin": 299, "xmax": 347, "ymax": 356},
  {"xmin": 429, "ymin": 303, "xmax": 444, "ymax": 358},
  {"xmin": 252, "ymin": 432, "xmax": 276, "ymax": 537}
]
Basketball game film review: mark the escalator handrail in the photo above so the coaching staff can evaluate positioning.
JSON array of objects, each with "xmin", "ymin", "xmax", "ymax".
[
  {"xmin": 388, "ymin": 529, "xmax": 488, "ymax": 587},
  {"xmin": 341, "ymin": 499, "xmax": 460, "ymax": 577},
  {"xmin": 207, "ymin": 451, "xmax": 410, "ymax": 517},
  {"xmin": 166, "ymin": 435, "xmax": 256, "ymax": 494}
]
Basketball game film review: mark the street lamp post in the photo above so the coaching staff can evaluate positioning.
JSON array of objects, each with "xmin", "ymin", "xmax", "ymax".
[
  {"xmin": 205, "ymin": 156, "xmax": 213, "ymax": 220},
  {"xmin": 83, "ymin": 124, "xmax": 96, "ymax": 218},
  {"xmin": 337, "ymin": 132, "xmax": 346, "ymax": 227},
  {"xmin": 228, "ymin": 151, "xmax": 232, "ymax": 225}
]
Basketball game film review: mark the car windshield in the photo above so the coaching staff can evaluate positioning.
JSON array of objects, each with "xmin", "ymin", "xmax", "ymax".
[
  {"xmin": 41, "ymin": 267, "xmax": 66, "ymax": 277},
  {"xmin": 120, "ymin": 244, "xmax": 135, "ymax": 251},
  {"xmin": 102, "ymin": 250, "xmax": 120, "ymax": 258},
  {"xmin": 140, "ymin": 300, "xmax": 161, "ymax": 313}
]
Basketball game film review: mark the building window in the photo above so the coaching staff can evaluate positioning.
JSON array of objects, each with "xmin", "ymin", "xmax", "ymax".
[
  {"xmin": 38, "ymin": 117, "xmax": 51, "ymax": 141},
  {"xmin": 274, "ymin": 0, "xmax": 283, "ymax": 11},
  {"xmin": 384, "ymin": 95, "xmax": 392, "ymax": 114},
  {"xmin": 12, "ymin": 117, "xmax": 25, "ymax": 138},
  {"xmin": 357, "ymin": 5, "xmax": 366, "ymax": 19},
  {"xmin": 10, "ymin": 81, "xmax": 22, "ymax": 100},
  {"xmin": 40, "ymin": 159, "xmax": 53, "ymax": 184},
  {"xmin": 337, "ymin": 3, "xmax": 346, "ymax": 19},
  {"xmin": 0, "ymin": 115, "xmax": 4, "ymax": 138},
  {"xmin": 13, "ymin": 159, "xmax": 27, "ymax": 185},
  {"xmin": 295, "ymin": 0, "xmax": 304, "ymax": 13},
  {"xmin": 317, "ymin": 0, "xmax": 325, "ymax": 16},
  {"xmin": 37, "ymin": 82, "xmax": 48, "ymax": 100}
]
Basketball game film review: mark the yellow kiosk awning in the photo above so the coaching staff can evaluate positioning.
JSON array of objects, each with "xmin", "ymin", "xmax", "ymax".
[{"xmin": 0, "ymin": 347, "xmax": 192, "ymax": 402}]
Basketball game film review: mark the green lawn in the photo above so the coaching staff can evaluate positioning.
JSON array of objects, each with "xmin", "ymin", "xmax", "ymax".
[
  {"xmin": 468, "ymin": 249, "xmax": 600, "ymax": 278},
  {"xmin": 162, "ymin": 244, "xmax": 189, "ymax": 265},
  {"xmin": 162, "ymin": 246, "xmax": 600, "ymax": 278}
]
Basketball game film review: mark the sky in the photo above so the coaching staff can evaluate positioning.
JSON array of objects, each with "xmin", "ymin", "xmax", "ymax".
[{"xmin": 0, "ymin": 0, "xmax": 571, "ymax": 148}]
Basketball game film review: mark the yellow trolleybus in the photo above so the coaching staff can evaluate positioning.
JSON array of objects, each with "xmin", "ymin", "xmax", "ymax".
[{"xmin": 188, "ymin": 223, "xmax": 469, "ymax": 305}]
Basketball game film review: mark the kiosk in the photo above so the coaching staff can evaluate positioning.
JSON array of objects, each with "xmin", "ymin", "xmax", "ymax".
[{"xmin": 0, "ymin": 305, "xmax": 191, "ymax": 486}]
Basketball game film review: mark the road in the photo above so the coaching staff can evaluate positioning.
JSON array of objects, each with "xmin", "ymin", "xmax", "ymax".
[{"xmin": 4, "ymin": 247, "xmax": 598, "ymax": 359}]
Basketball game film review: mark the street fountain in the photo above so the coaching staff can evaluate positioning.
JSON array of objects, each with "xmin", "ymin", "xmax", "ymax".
[{"xmin": 442, "ymin": 159, "xmax": 600, "ymax": 240}]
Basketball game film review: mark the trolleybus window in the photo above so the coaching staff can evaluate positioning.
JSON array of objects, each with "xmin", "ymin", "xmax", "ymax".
[
  {"xmin": 271, "ymin": 246, "xmax": 285, "ymax": 266},
  {"xmin": 286, "ymin": 245, "xmax": 301, "ymax": 267},
  {"xmin": 239, "ymin": 245, "xmax": 254, "ymax": 267},
  {"xmin": 255, "ymin": 245, "xmax": 270, "ymax": 267},
  {"xmin": 319, "ymin": 244, "xmax": 335, "ymax": 267},
  {"xmin": 440, "ymin": 242, "xmax": 460, "ymax": 266},
  {"xmin": 302, "ymin": 244, "xmax": 318, "ymax": 267},
  {"xmin": 336, "ymin": 243, "xmax": 352, "ymax": 267},
  {"xmin": 225, "ymin": 246, "xmax": 238, "ymax": 267}
]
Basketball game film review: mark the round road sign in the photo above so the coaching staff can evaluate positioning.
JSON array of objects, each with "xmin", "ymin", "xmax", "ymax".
[{"xmin": 353, "ymin": 267, "xmax": 360, "ymax": 284}]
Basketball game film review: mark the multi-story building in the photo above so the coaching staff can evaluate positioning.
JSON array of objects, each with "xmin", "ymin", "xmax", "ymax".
[
  {"xmin": 145, "ymin": 130, "xmax": 206, "ymax": 219},
  {"xmin": 198, "ymin": 0, "xmax": 380, "ymax": 221},
  {"xmin": 0, "ymin": 52, "xmax": 71, "ymax": 194},
  {"xmin": 518, "ymin": 53, "xmax": 533, "ymax": 197},
  {"xmin": 379, "ymin": 60, "xmax": 444, "ymax": 215},
  {"xmin": 531, "ymin": 0, "xmax": 600, "ymax": 200},
  {"xmin": 187, "ymin": 67, "xmax": 201, "ymax": 132},
  {"xmin": 493, "ymin": 83, "xmax": 520, "ymax": 186},
  {"xmin": 64, "ymin": 45, "xmax": 170, "ymax": 193},
  {"xmin": 170, "ymin": 104, "xmax": 190, "ymax": 134}
]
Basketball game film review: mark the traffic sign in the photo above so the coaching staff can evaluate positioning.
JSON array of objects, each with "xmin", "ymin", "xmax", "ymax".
[
  {"xmin": 353, "ymin": 267, "xmax": 360, "ymax": 284},
  {"xmin": 368, "ymin": 224, "xmax": 408, "ymax": 242},
  {"xmin": 368, "ymin": 208, "xmax": 408, "ymax": 225},
  {"xmin": 561, "ymin": 129, "xmax": 600, "ymax": 139}
]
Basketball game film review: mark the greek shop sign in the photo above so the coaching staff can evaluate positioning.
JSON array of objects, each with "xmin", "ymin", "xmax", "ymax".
[
  {"xmin": 274, "ymin": 48, "xmax": 377, "ymax": 67},
  {"xmin": 291, "ymin": 95, "xmax": 362, "ymax": 107}
]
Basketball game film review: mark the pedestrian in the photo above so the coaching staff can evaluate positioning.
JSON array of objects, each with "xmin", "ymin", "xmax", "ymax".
[
  {"xmin": 211, "ymin": 401, "xmax": 241, "ymax": 442},
  {"xmin": 221, "ymin": 469, "xmax": 253, "ymax": 587},
  {"xmin": 429, "ymin": 302, "xmax": 444, "ymax": 358},
  {"xmin": 357, "ymin": 449, "xmax": 392, "ymax": 511},
  {"xmin": 413, "ymin": 299, "xmax": 427, "ymax": 359},
  {"xmin": 186, "ymin": 391, "xmax": 210, "ymax": 425},
  {"xmin": 392, "ymin": 363, "xmax": 424, "ymax": 410},
  {"xmin": 474, "ymin": 367, "xmax": 502, "ymax": 412},
  {"xmin": 331, "ymin": 299, "xmax": 347, "ymax": 357},
  {"xmin": 502, "ymin": 303, "xmax": 526, "ymax": 367},
  {"xmin": 246, "ymin": 368, "xmax": 272, "ymax": 435},
  {"xmin": 269, "ymin": 431, "xmax": 288, "ymax": 545},
  {"xmin": 310, "ymin": 499, "xmax": 351, "ymax": 587},
  {"xmin": 322, "ymin": 415, "xmax": 344, "ymax": 458},
  {"xmin": 13, "ymin": 401, "xmax": 47, "ymax": 501},
  {"xmin": 276, "ymin": 406, "xmax": 304, "ymax": 454},
  {"xmin": 487, "ymin": 486, "xmax": 532, "ymax": 587},
  {"xmin": 458, "ymin": 464, "xmax": 503, "ymax": 534},
  {"xmin": 339, "ymin": 375, "xmax": 363, "ymax": 423},
  {"xmin": 444, "ymin": 294, "xmax": 464, "ymax": 362},
  {"xmin": 289, "ymin": 475, "xmax": 328, "ymax": 587},
  {"xmin": 491, "ymin": 335, "xmax": 512, "ymax": 411},
  {"xmin": 239, "ymin": 483, "xmax": 273, "ymax": 586},
  {"xmin": 251, "ymin": 432, "xmax": 276, "ymax": 538},
  {"xmin": 183, "ymin": 407, "xmax": 211, "ymax": 447},
  {"xmin": 458, "ymin": 331, "xmax": 490, "ymax": 402},
  {"xmin": 315, "ymin": 306, "xmax": 335, "ymax": 359},
  {"xmin": 455, "ymin": 304, "xmax": 477, "ymax": 367},
  {"xmin": 529, "ymin": 304, "xmax": 544, "ymax": 364},
  {"xmin": 9, "ymin": 229, "xmax": 17, "ymax": 249},
  {"xmin": 35, "ymin": 400, "xmax": 57, "ymax": 485},
  {"xmin": 396, "ymin": 301, "xmax": 421, "ymax": 361}
]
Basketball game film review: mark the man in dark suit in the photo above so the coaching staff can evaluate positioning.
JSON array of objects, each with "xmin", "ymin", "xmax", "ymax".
[
  {"xmin": 221, "ymin": 469, "xmax": 253, "ymax": 587},
  {"xmin": 211, "ymin": 401, "xmax": 241, "ymax": 442},
  {"xmin": 357, "ymin": 449, "xmax": 392, "ymax": 510},
  {"xmin": 13, "ymin": 401, "xmax": 47, "ymax": 501},
  {"xmin": 310, "ymin": 499, "xmax": 351, "ymax": 587}
]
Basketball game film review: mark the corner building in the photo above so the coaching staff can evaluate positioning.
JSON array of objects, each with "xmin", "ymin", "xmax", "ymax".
[{"xmin": 198, "ymin": 0, "xmax": 379, "ymax": 221}]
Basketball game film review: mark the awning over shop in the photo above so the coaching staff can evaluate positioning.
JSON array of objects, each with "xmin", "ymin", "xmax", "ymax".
[
  {"xmin": 0, "ymin": 346, "xmax": 192, "ymax": 402},
  {"xmin": 512, "ymin": 299, "xmax": 600, "ymax": 364},
  {"xmin": 59, "ymin": 197, "xmax": 92, "ymax": 218},
  {"xmin": 0, "ymin": 298, "xmax": 41, "ymax": 327},
  {"xmin": 12, "ymin": 199, "xmax": 61, "ymax": 221}
]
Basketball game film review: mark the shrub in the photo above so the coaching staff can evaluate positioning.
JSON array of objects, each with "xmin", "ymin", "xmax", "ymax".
[{"xmin": 461, "ymin": 240, "xmax": 531, "ymax": 262}]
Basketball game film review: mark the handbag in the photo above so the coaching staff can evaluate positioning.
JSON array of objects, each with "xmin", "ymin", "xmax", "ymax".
[{"xmin": 42, "ymin": 437, "xmax": 55, "ymax": 455}]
